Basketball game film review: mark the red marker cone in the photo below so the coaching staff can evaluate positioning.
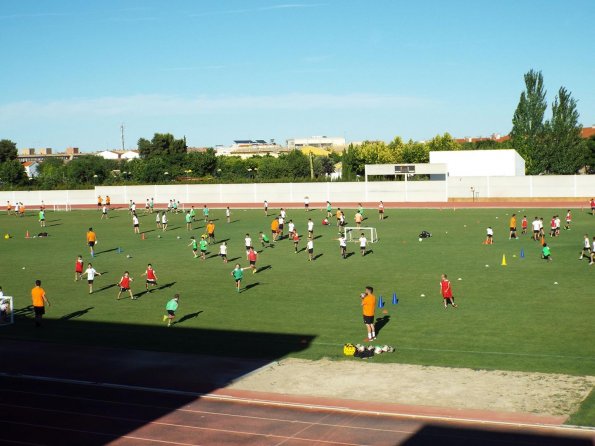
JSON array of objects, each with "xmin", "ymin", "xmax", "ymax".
[
  {"xmin": 25, "ymin": 230, "xmax": 30, "ymax": 239},
  {"xmin": 141, "ymin": 232, "xmax": 145, "ymax": 240}
]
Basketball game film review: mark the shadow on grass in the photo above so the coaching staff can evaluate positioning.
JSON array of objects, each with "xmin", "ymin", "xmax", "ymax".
[
  {"xmin": 345, "ymin": 252, "xmax": 355, "ymax": 259},
  {"xmin": 364, "ymin": 249, "xmax": 374, "ymax": 256},
  {"xmin": 61, "ymin": 307, "xmax": 94, "ymax": 320},
  {"xmin": 227, "ymin": 257, "xmax": 241, "ymax": 262},
  {"xmin": 243, "ymin": 282, "xmax": 260, "ymax": 292},
  {"xmin": 96, "ymin": 248, "xmax": 118, "ymax": 255},
  {"xmin": 256, "ymin": 265, "xmax": 271, "ymax": 273},
  {"xmin": 313, "ymin": 253, "xmax": 323, "ymax": 260},
  {"xmin": 173, "ymin": 310, "xmax": 203, "ymax": 325},
  {"xmin": 374, "ymin": 315, "xmax": 390, "ymax": 336},
  {"xmin": 96, "ymin": 283, "xmax": 117, "ymax": 293}
]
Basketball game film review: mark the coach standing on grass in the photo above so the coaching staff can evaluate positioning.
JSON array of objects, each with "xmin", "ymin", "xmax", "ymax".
[
  {"xmin": 361, "ymin": 286, "xmax": 376, "ymax": 341},
  {"xmin": 31, "ymin": 280, "xmax": 50, "ymax": 327}
]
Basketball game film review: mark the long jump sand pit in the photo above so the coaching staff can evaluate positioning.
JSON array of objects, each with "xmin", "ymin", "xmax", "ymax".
[{"xmin": 229, "ymin": 358, "xmax": 595, "ymax": 418}]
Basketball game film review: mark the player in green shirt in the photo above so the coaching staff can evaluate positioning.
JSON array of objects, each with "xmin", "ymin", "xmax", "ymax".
[
  {"xmin": 188, "ymin": 236, "xmax": 198, "ymax": 258},
  {"xmin": 39, "ymin": 209, "xmax": 45, "ymax": 227},
  {"xmin": 162, "ymin": 294, "xmax": 179, "ymax": 327},
  {"xmin": 259, "ymin": 231, "xmax": 271, "ymax": 248},
  {"xmin": 231, "ymin": 264, "xmax": 248, "ymax": 292},
  {"xmin": 199, "ymin": 237, "xmax": 208, "ymax": 260},
  {"xmin": 542, "ymin": 243, "xmax": 552, "ymax": 261},
  {"xmin": 358, "ymin": 203, "xmax": 364, "ymax": 215},
  {"xmin": 326, "ymin": 201, "xmax": 332, "ymax": 218},
  {"xmin": 189, "ymin": 206, "xmax": 196, "ymax": 222},
  {"xmin": 185, "ymin": 211, "xmax": 192, "ymax": 231},
  {"xmin": 202, "ymin": 205, "xmax": 209, "ymax": 222}
]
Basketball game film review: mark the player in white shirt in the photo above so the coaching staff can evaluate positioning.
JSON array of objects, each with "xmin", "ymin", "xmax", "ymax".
[
  {"xmin": 130, "ymin": 202, "xmax": 136, "ymax": 214},
  {"xmin": 531, "ymin": 217, "xmax": 540, "ymax": 241},
  {"xmin": 280, "ymin": 208, "xmax": 286, "ymax": 219},
  {"xmin": 219, "ymin": 242, "xmax": 228, "ymax": 263},
  {"xmin": 378, "ymin": 201, "xmax": 385, "ymax": 220},
  {"xmin": 244, "ymin": 234, "xmax": 252, "ymax": 259},
  {"xmin": 359, "ymin": 233, "xmax": 367, "ymax": 256},
  {"xmin": 101, "ymin": 205, "xmax": 108, "ymax": 220},
  {"xmin": 288, "ymin": 220, "xmax": 295, "ymax": 238},
  {"xmin": 304, "ymin": 197, "xmax": 310, "ymax": 212},
  {"xmin": 264, "ymin": 200, "xmax": 268, "ymax": 216},
  {"xmin": 84, "ymin": 263, "xmax": 101, "ymax": 294},
  {"xmin": 225, "ymin": 206, "xmax": 231, "ymax": 223},
  {"xmin": 485, "ymin": 227, "xmax": 494, "ymax": 245},
  {"xmin": 307, "ymin": 218, "xmax": 314, "ymax": 237},
  {"xmin": 161, "ymin": 212, "xmax": 168, "ymax": 231},
  {"xmin": 554, "ymin": 215, "xmax": 561, "ymax": 236},
  {"xmin": 156, "ymin": 211, "xmax": 162, "ymax": 229},
  {"xmin": 579, "ymin": 234, "xmax": 591, "ymax": 260},
  {"xmin": 338, "ymin": 234, "xmax": 347, "ymax": 259},
  {"xmin": 306, "ymin": 237, "xmax": 314, "ymax": 261},
  {"xmin": 132, "ymin": 214, "xmax": 140, "ymax": 234},
  {"xmin": 277, "ymin": 216, "xmax": 285, "ymax": 238}
]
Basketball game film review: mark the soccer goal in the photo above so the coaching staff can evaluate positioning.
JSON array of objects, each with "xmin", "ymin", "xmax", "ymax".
[
  {"xmin": 344, "ymin": 227, "xmax": 378, "ymax": 243},
  {"xmin": 53, "ymin": 204, "xmax": 72, "ymax": 212},
  {"xmin": 0, "ymin": 296, "xmax": 14, "ymax": 326}
]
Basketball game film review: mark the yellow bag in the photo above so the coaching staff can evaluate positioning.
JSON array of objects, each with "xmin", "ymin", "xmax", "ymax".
[{"xmin": 343, "ymin": 343, "xmax": 356, "ymax": 356}]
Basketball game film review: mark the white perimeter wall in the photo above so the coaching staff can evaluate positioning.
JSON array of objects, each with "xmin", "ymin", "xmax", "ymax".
[{"xmin": 1, "ymin": 176, "xmax": 594, "ymax": 205}]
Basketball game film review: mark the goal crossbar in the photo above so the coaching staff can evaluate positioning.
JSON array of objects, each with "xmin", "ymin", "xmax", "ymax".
[{"xmin": 344, "ymin": 227, "xmax": 378, "ymax": 243}]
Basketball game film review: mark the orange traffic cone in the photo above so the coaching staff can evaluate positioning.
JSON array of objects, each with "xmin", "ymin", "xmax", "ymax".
[
  {"xmin": 141, "ymin": 232, "xmax": 145, "ymax": 240},
  {"xmin": 25, "ymin": 230, "xmax": 30, "ymax": 239}
]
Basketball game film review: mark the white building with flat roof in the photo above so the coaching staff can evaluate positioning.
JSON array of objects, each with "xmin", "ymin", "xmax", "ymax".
[
  {"xmin": 286, "ymin": 136, "xmax": 346, "ymax": 150},
  {"xmin": 429, "ymin": 149, "xmax": 525, "ymax": 177}
]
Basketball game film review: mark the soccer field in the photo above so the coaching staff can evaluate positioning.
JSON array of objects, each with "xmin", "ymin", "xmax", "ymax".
[{"xmin": 0, "ymin": 206, "xmax": 594, "ymax": 378}]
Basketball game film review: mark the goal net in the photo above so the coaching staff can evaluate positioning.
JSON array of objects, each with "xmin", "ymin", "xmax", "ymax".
[
  {"xmin": 0, "ymin": 296, "xmax": 14, "ymax": 326},
  {"xmin": 344, "ymin": 227, "xmax": 378, "ymax": 243},
  {"xmin": 53, "ymin": 204, "xmax": 72, "ymax": 212}
]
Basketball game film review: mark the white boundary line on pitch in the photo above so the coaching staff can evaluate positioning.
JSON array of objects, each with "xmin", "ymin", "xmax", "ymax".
[
  {"xmin": 313, "ymin": 342, "xmax": 595, "ymax": 361},
  {"xmin": 0, "ymin": 372, "xmax": 593, "ymax": 436}
]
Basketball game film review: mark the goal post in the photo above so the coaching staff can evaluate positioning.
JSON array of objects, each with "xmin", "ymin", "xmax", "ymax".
[
  {"xmin": 344, "ymin": 227, "xmax": 378, "ymax": 243},
  {"xmin": 0, "ymin": 296, "xmax": 14, "ymax": 326},
  {"xmin": 53, "ymin": 204, "xmax": 72, "ymax": 212}
]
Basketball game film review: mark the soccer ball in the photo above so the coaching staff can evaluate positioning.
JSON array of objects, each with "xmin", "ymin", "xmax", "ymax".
[
  {"xmin": 3, "ymin": 234, "xmax": 9, "ymax": 239},
  {"xmin": 158, "ymin": 235, "xmax": 162, "ymax": 238},
  {"xmin": 176, "ymin": 236, "xmax": 181, "ymax": 239},
  {"xmin": 126, "ymin": 254, "xmax": 131, "ymax": 258},
  {"xmin": 360, "ymin": 293, "xmax": 366, "ymax": 299},
  {"xmin": 418, "ymin": 238, "xmax": 422, "ymax": 242}
]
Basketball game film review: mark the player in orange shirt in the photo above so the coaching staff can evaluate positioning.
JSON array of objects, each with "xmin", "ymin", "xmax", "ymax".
[
  {"xmin": 206, "ymin": 220, "xmax": 216, "ymax": 244},
  {"xmin": 86, "ymin": 227, "xmax": 97, "ymax": 257},
  {"xmin": 31, "ymin": 279, "xmax": 50, "ymax": 327},
  {"xmin": 509, "ymin": 214, "xmax": 517, "ymax": 239},
  {"xmin": 271, "ymin": 218, "xmax": 279, "ymax": 242},
  {"xmin": 6, "ymin": 201, "xmax": 13, "ymax": 215},
  {"xmin": 361, "ymin": 286, "xmax": 376, "ymax": 341}
]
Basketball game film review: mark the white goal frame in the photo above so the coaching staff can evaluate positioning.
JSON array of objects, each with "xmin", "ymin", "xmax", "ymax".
[
  {"xmin": 344, "ymin": 227, "xmax": 378, "ymax": 243},
  {"xmin": 0, "ymin": 296, "xmax": 14, "ymax": 326},
  {"xmin": 53, "ymin": 204, "xmax": 72, "ymax": 212}
]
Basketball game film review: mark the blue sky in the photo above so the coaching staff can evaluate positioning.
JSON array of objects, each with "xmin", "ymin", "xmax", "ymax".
[{"xmin": 0, "ymin": 0, "xmax": 593, "ymax": 151}]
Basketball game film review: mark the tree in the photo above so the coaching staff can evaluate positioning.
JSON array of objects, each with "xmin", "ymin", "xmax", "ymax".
[
  {"xmin": 0, "ymin": 139, "xmax": 18, "ymax": 163},
  {"xmin": 426, "ymin": 133, "xmax": 460, "ymax": 152},
  {"xmin": 185, "ymin": 149, "xmax": 217, "ymax": 177},
  {"xmin": 585, "ymin": 136, "xmax": 595, "ymax": 173},
  {"xmin": 0, "ymin": 159, "xmax": 27, "ymax": 186},
  {"xmin": 358, "ymin": 140, "xmax": 394, "ymax": 164},
  {"xmin": 37, "ymin": 158, "xmax": 66, "ymax": 189},
  {"xmin": 510, "ymin": 70, "xmax": 547, "ymax": 174},
  {"xmin": 341, "ymin": 144, "xmax": 365, "ymax": 180},
  {"xmin": 65, "ymin": 155, "xmax": 110, "ymax": 184},
  {"xmin": 538, "ymin": 87, "xmax": 586, "ymax": 174},
  {"xmin": 313, "ymin": 156, "xmax": 335, "ymax": 177},
  {"xmin": 281, "ymin": 150, "xmax": 310, "ymax": 179},
  {"xmin": 138, "ymin": 133, "xmax": 187, "ymax": 163},
  {"xmin": 401, "ymin": 140, "xmax": 429, "ymax": 163}
]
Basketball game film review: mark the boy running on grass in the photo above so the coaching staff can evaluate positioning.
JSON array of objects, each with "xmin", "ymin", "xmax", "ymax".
[
  {"xmin": 293, "ymin": 231, "xmax": 300, "ymax": 253},
  {"xmin": 185, "ymin": 211, "xmax": 192, "ymax": 231},
  {"xmin": 219, "ymin": 241, "xmax": 228, "ymax": 263},
  {"xmin": 259, "ymin": 231, "xmax": 271, "ymax": 248},
  {"xmin": 156, "ymin": 211, "xmax": 161, "ymax": 229},
  {"xmin": 188, "ymin": 236, "xmax": 198, "ymax": 258},
  {"xmin": 378, "ymin": 201, "xmax": 384, "ymax": 220},
  {"xmin": 509, "ymin": 214, "xmax": 517, "ymax": 239},
  {"xmin": 84, "ymin": 263, "xmax": 101, "ymax": 294},
  {"xmin": 337, "ymin": 233, "xmax": 347, "ymax": 259},
  {"xmin": 117, "ymin": 271, "xmax": 134, "ymax": 300},
  {"xmin": 39, "ymin": 208, "xmax": 45, "ymax": 227},
  {"xmin": 326, "ymin": 201, "xmax": 332, "ymax": 218},
  {"xmin": 189, "ymin": 206, "xmax": 196, "ymax": 221},
  {"xmin": 440, "ymin": 274, "xmax": 458, "ymax": 309},
  {"xmin": 149, "ymin": 197, "xmax": 154, "ymax": 213},
  {"xmin": 531, "ymin": 217, "xmax": 540, "ymax": 241},
  {"xmin": 579, "ymin": 234, "xmax": 590, "ymax": 260},
  {"xmin": 306, "ymin": 236, "xmax": 314, "ymax": 261},
  {"xmin": 361, "ymin": 286, "xmax": 376, "ymax": 341},
  {"xmin": 86, "ymin": 227, "xmax": 97, "ymax": 257},
  {"xmin": 521, "ymin": 216, "xmax": 527, "ymax": 234},
  {"xmin": 271, "ymin": 218, "xmax": 279, "ymax": 242},
  {"xmin": 354, "ymin": 211, "xmax": 363, "ymax": 228},
  {"xmin": 161, "ymin": 212, "xmax": 168, "ymax": 231},
  {"xmin": 244, "ymin": 233, "xmax": 252, "ymax": 259},
  {"xmin": 74, "ymin": 255, "xmax": 84, "ymax": 281},
  {"xmin": 132, "ymin": 213, "xmax": 140, "ymax": 234},
  {"xmin": 247, "ymin": 246, "xmax": 258, "ymax": 274},
  {"xmin": 359, "ymin": 233, "xmax": 367, "ymax": 256},
  {"xmin": 288, "ymin": 220, "xmax": 295, "ymax": 238},
  {"xmin": 485, "ymin": 227, "xmax": 494, "ymax": 244},
  {"xmin": 231, "ymin": 264, "xmax": 249, "ymax": 292},
  {"xmin": 591, "ymin": 237, "xmax": 595, "ymax": 265},
  {"xmin": 226, "ymin": 206, "xmax": 231, "ymax": 223},
  {"xmin": 307, "ymin": 218, "xmax": 314, "ymax": 238},
  {"xmin": 264, "ymin": 200, "xmax": 268, "ymax": 216},
  {"xmin": 163, "ymin": 294, "xmax": 179, "ymax": 327},
  {"xmin": 565, "ymin": 210, "xmax": 572, "ymax": 230},
  {"xmin": 142, "ymin": 264, "xmax": 158, "ymax": 291},
  {"xmin": 101, "ymin": 204, "xmax": 108, "ymax": 219},
  {"xmin": 202, "ymin": 205, "xmax": 209, "ymax": 222},
  {"xmin": 199, "ymin": 236, "xmax": 208, "ymax": 260}
]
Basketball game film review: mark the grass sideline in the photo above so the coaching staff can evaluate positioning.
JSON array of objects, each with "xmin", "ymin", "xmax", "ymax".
[{"xmin": 0, "ymin": 206, "xmax": 593, "ymax": 424}]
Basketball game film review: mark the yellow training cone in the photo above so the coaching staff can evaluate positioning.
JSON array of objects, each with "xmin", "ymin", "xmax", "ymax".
[{"xmin": 501, "ymin": 254, "xmax": 507, "ymax": 266}]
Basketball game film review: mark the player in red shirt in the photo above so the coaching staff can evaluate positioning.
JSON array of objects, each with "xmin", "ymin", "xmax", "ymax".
[
  {"xmin": 116, "ymin": 271, "xmax": 134, "ymax": 300},
  {"xmin": 564, "ymin": 210, "xmax": 572, "ymax": 230},
  {"xmin": 591, "ymin": 199, "xmax": 595, "ymax": 216},
  {"xmin": 247, "ymin": 247, "xmax": 258, "ymax": 274},
  {"xmin": 141, "ymin": 264, "xmax": 158, "ymax": 292},
  {"xmin": 549, "ymin": 216, "xmax": 556, "ymax": 237},
  {"xmin": 74, "ymin": 255, "xmax": 84, "ymax": 282},
  {"xmin": 440, "ymin": 274, "xmax": 457, "ymax": 309},
  {"xmin": 521, "ymin": 216, "xmax": 528, "ymax": 235}
]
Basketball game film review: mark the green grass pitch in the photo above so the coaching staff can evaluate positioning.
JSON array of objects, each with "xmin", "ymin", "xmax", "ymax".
[{"xmin": 0, "ymin": 207, "xmax": 594, "ymax": 404}]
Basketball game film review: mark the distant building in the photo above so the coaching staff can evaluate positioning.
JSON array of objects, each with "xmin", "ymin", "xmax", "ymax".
[
  {"xmin": 95, "ymin": 150, "xmax": 140, "ymax": 161},
  {"xmin": 287, "ymin": 136, "xmax": 346, "ymax": 151},
  {"xmin": 21, "ymin": 161, "xmax": 40, "ymax": 178},
  {"xmin": 17, "ymin": 147, "xmax": 81, "ymax": 163},
  {"xmin": 216, "ymin": 139, "xmax": 290, "ymax": 159}
]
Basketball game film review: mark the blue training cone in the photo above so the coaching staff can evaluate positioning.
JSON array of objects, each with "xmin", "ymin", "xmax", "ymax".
[
  {"xmin": 520, "ymin": 248, "xmax": 525, "ymax": 258},
  {"xmin": 378, "ymin": 296, "xmax": 385, "ymax": 308},
  {"xmin": 117, "ymin": 247, "xmax": 122, "ymax": 254},
  {"xmin": 392, "ymin": 292, "xmax": 398, "ymax": 305}
]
